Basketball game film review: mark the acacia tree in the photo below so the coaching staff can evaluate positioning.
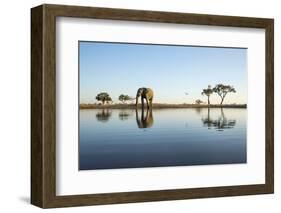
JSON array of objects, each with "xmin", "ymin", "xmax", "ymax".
[
  {"xmin": 195, "ymin": 99, "xmax": 203, "ymax": 105},
  {"xmin": 105, "ymin": 97, "xmax": 112, "ymax": 104},
  {"xmin": 95, "ymin": 92, "xmax": 112, "ymax": 105},
  {"xmin": 201, "ymin": 85, "xmax": 213, "ymax": 105},
  {"xmin": 119, "ymin": 94, "xmax": 131, "ymax": 104},
  {"xmin": 213, "ymin": 84, "xmax": 236, "ymax": 105}
]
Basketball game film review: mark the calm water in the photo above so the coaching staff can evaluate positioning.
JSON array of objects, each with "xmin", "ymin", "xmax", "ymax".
[{"xmin": 79, "ymin": 108, "xmax": 246, "ymax": 170}]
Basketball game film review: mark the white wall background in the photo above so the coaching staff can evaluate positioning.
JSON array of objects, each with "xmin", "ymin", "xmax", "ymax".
[{"xmin": 0, "ymin": 0, "xmax": 279, "ymax": 212}]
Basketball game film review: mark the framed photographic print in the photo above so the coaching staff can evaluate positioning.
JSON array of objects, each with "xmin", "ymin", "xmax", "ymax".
[{"xmin": 31, "ymin": 4, "xmax": 274, "ymax": 208}]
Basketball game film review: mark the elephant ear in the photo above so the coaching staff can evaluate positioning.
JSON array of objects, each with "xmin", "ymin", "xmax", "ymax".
[{"xmin": 143, "ymin": 88, "xmax": 148, "ymax": 94}]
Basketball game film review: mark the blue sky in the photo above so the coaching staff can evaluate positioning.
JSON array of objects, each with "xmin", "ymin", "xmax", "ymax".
[{"xmin": 79, "ymin": 41, "xmax": 247, "ymax": 104}]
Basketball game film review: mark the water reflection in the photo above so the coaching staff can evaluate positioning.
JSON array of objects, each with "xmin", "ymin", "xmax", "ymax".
[
  {"xmin": 202, "ymin": 108, "xmax": 236, "ymax": 131},
  {"xmin": 118, "ymin": 110, "xmax": 133, "ymax": 121},
  {"xmin": 95, "ymin": 109, "xmax": 112, "ymax": 122},
  {"xmin": 82, "ymin": 108, "xmax": 246, "ymax": 170},
  {"xmin": 136, "ymin": 108, "xmax": 154, "ymax": 128},
  {"xmin": 94, "ymin": 108, "xmax": 237, "ymax": 130},
  {"xmin": 195, "ymin": 107, "xmax": 203, "ymax": 115}
]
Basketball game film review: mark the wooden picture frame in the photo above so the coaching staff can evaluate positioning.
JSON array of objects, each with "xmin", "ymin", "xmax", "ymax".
[{"xmin": 31, "ymin": 4, "xmax": 274, "ymax": 208}]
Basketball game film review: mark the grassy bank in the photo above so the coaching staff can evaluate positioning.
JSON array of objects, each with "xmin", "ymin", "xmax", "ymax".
[{"xmin": 80, "ymin": 103, "xmax": 247, "ymax": 109}]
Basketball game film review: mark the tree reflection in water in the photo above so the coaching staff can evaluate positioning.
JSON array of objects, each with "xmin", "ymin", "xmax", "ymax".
[
  {"xmin": 195, "ymin": 107, "xmax": 203, "ymax": 115},
  {"xmin": 118, "ymin": 110, "xmax": 133, "ymax": 121},
  {"xmin": 202, "ymin": 108, "xmax": 236, "ymax": 131},
  {"xmin": 95, "ymin": 109, "xmax": 112, "ymax": 122}
]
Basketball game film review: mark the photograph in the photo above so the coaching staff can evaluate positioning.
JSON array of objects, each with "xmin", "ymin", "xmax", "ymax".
[{"xmin": 79, "ymin": 41, "xmax": 247, "ymax": 170}]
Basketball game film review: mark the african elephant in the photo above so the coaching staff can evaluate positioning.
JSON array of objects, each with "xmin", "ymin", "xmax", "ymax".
[
  {"xmin": 135, "ymin": 108, "xmax": 154, "ymax": 128},
  {"xmin": 135, "ymin": 87, "xmax": 154, "ymax": 109}
]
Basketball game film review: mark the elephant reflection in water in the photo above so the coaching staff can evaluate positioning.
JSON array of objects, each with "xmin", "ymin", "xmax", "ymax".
[
  {"xmin": 202, "ymin": 108, "xmax": 236, "ymax": 131},
  {"xmin": 95, "ymin": 109, "xmax": 112, "ymax": 122},
  {"xmin": 135, "ymin": 108, "xmax": 154, "ymax": 128}
]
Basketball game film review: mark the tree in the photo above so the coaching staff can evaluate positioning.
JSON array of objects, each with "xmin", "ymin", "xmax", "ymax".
[
  {"xmin": 201, "ymin": 85, "xmax": 213, "ymax": 105},
  {"xmin": 213, "ymin": 84, "xmax": 236, "ymax": 105},
  {"xmin": 195, "ymin": 99, "xmax": 203, "ymax": 105},
  {"xmin": 119, "ymin": 94, "xmax": 131, "ymax": 104},
  {"xmin": 95, "ymin": 92, "xmax": 112, "ymax": 105},
  {"xmin": 105, "ymin": 97, "xmax": 112, "ymax": 104}
]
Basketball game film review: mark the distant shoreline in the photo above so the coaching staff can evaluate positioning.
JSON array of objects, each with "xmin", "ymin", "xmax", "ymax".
[{"xmin": 80, "ymin": 103, "xmax": 247, "ymax": 109}]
